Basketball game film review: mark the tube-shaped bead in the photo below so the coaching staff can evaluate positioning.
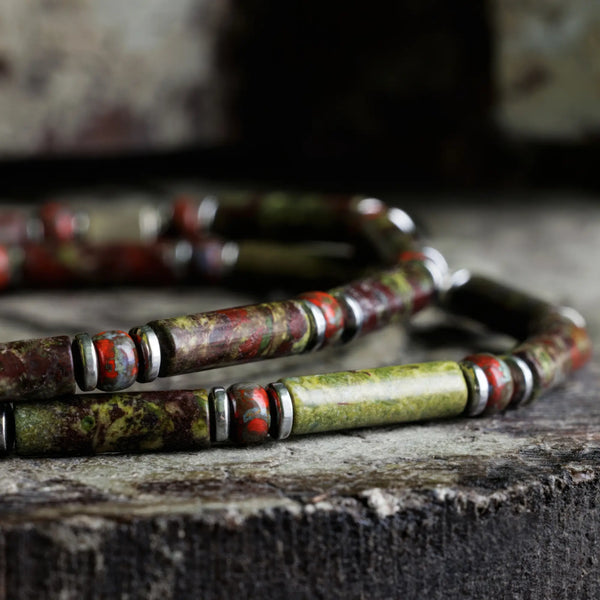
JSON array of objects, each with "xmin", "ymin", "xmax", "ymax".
[
  {"xmin": 14, "ymin": 390, "xmax": 210, "ymax": 456},
  {"xmin": 280, "ymin": 361, "xmax": 468, "ymax": 436},
  {"xmin": 0, "ymin": 335, "xmax": 75, "ymax": 402},
  {"xmin": 149, "ymin": 300, "xmax": 313, "ymax": 377}
]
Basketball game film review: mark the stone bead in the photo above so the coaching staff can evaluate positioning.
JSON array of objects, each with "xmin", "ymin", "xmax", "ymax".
[
  {"xmin": 227, "ymin": 383, "xmax": 271, "ymax": 444},
  {"xmin": 280, "ymin": 361, "xmax": 468, "ymax": 436},
  {"xmin": 0, "ymin": 335, "xmax": 75, "ymax": 402},
  {"xmin": 149, "ymin": 300, "xmax": 313, "ymax": 377},
  {"xmin": 14, "ymin": 390, "xmax": 210, "ymax": 456},
  {"xmin": 93, "ymin": 330, "xmax": 139, "ymax": 392},
  {"xmin": 329, "ymin": 263, "xmax": 434, "ymax": 336},
  {"xmin": 464, "ymin": 353, "xmax": 514, "ymax": 413},
  {"xmin": 39, "ymin": 202, "xmax": 78, "ymax": 241},
  {"xmin": 297, "ymin": 291, "xmax": 345, "ymax": 345},
  {"xmin": 443, "ymin": 274, "xmax": 555, "ymax": 339}
]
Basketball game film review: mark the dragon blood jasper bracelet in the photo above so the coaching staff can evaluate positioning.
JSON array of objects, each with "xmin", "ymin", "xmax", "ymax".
[{"xmin": 0, "ymin": 192, "xmax": 591, "ymax": 457}]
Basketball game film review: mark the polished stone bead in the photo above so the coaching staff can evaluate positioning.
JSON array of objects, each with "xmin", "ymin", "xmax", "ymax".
[
  {"xmin": 93, "ymin": 330, "xmax": 139, "ymax": 392},
  {"xmin": 297, "ymin": 291, "xmax": 345, "ymax": 345},
  {"xmin": 227, "ymin": 383, "xmax": 271, "ymax": 444},
  {"xmin": 464, "ymin": 353, "xmax": 514, "ymax": 413}
]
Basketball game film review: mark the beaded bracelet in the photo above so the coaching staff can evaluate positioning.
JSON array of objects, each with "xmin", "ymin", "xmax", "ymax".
[{"xmin": 0, "ymin": 193, "xmax": 591, "ymax": 457}]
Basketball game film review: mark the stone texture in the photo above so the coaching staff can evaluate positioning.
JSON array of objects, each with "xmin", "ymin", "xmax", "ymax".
[
  {"xmin": 0, "ymin": 197, "xmax": 598, "ymax": 598},
  {"xmin": 0, "ymin": 0, "xmax": 232, "ymax": 156},
  {"xmin": 496, "ymin": 0, "xmax": 600, "ymax": 139}
]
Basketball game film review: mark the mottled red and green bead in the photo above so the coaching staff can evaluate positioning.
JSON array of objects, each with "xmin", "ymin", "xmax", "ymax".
[
  {"xmin": 13, "ymin": 389, "xmax": 210, "ymax": 456},
  {"xmin": 443, "ymin": 275, "xmax": 556, "ymax": 339},
  {"xmin": 463, "ymin": 353, "xmax": 514, "ymax": 413},
  {"xmin": 227, "ymin": 383, "xmax": 271, "ymax": 444},
  {"xmin": 149, "ymin": 300, "xmax": 313, "ymax": 377},
  {"xmin": 0, "ymin": 335, "xmax": 75, "ymax": 402},
  {"xmin": 297, "ymin": 291, "xmax": 345, "ymax": 344},
  {"xmin": 93, "ymin": 330, "xmax": 139, "ymax": 392},
  {"xmin": 280, "ymin": 361, "xmax": 468, "ymax": 435},
  {"xmin": 330, "ymin": 264, "xmax": 433, "ymax": 335}
]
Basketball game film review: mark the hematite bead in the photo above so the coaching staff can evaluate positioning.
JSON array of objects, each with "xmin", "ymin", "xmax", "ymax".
[
  {"xmin": 14, "ymin": 390, "xmax": 210, "ymax": 456},
  {"xmin": 331, "ymin": 291, "xmax": 364, "ymax": 343},
  {"xmin": 0, "ymin": 403, "xmax": 14, "ymax": 455},
  {"xmin": 464, "ymin": 353, "xmax": 514, "ymax": 413},
  {"xmin": 93, "ymin": 330, "xmax": 138, "ymax": 392},
  {"xmin": 72, "ymin": 333, "xmax": 99, "ymax": 391},
  {"xmin": 502, "ymin": 355, "xmax": 534, "ymax": 408},
  {"xmin": 266, "ymin": 382, "xmax": 294, "ymax": 440},
  {"xmin": 129, "ymin": 325, "xmax": 161, "ymax": 383},
  {"xmin": 0, "ymin": 335, "xmax": 75, "ymax": 402},
  {"xmin": 208, "ymin": 386, "xmax": 230, "ymax": 443},
  {"xmin": 459, "ymin": 361, "xmax": 489, "ymax": 417},
  {"xmin": 297, "ymin": 291, "xmax": 345, "ymax": 345},
  {"xmin": 227, "ymin": 383, "xmax": 271, "ymax": 444},
  {"xmin": 300, "ymin": 300, "xmax": 327, "ymax": 351}
]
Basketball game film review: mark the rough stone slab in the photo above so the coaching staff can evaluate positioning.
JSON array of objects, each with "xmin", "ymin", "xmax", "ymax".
[
  {"xmin": 0, "ymin": 197, "xmax": 598, "ymax": 598},
  {"xmin": 0, "ymin": 0, "xmax": 232, "ymax": 156},
  {"xmin": 496, "ymin": 0, "xmax": 600, "ymax": 139}
]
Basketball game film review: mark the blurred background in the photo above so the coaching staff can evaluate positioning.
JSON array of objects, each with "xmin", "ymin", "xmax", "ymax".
[{"xmin": 0, "ymin": 0, "xmax": 599, "ymax": 194}]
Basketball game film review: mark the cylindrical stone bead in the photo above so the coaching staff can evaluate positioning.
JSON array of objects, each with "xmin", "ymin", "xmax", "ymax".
[
  {"xmin": 149, "ymin": 301, "xmax": 313, "ymax": 377},
  {"xmin": 297, "ymin": 291, "xmax": 345, "ymax": 345},
  {"xmin": 329, "ymin": 263, "xmax": 434, "ymax": 335},
  {"xmin": 13, "ymin": 390, "xmax": 210, "ymax": 456},
  {"xmin": 93, "ymin": 331, "xmax": 139, "ymax": 392},
  {"xmin": 0, "ymin": 335, "xmax": 75, "ymax": 402},
  {"xmin": 443, "ymin": 275, "xmax": 555, "ymax": 339},
  {"xmin": 227, "ymin": 383, "xmax": 271, "ymax": 444},
  {"xmin": 280, "ymin": 361, "xmax": 468, "ymax": 436},
  {"xmin": 464, "ymin": 353, "xmax": 514, "ymax": 413}
]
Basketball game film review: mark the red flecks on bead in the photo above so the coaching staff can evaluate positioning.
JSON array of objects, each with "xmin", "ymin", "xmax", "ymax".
[
  {"xmin": 0, "ymin": 245, "xmax": 10, "ymax": 289},
  {"xmin": 568, "ymin": 326, "xmax": 592, "ymax": 370},
  {"xmin": 397, "ymin": 251, "xmax": 427, "ymax": 263},
  {"xmin": 229, "ymin": 384, "xmax": 271, "ymax": 444},
  {"xmin": 40, "ymin": 202, "xmax": 75, "ymax": 241},
  {"xmin": 298, "ymin": 291, "xmax": 344, "ymax": 342},
  {"xmin": 172, "ymin": 195, "xmax": 199, "ymax": 238},
  {"xmin": 464, "ymin": 353, "xmax": 514, "ymax": 413}
]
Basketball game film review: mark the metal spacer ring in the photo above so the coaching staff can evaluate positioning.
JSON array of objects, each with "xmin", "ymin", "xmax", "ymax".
[
  {"xmin": 209, "ymin": 386, "xmax": 230, "ymax": 443},
  {"xmin": 333, "ymin": 292, "xmax": 364, "ymax": 344},
  {"xmin": 267, "ymin": 382, "xmax": 294, "ymax": 440},
  {"xmin": 301, "ymin": 300, "xmax": 327, "ymax": 352},
  {"xmin": 503, "ymin": 355, "xmax": 534, "ymax": 408},
  {"xmin": 72, "ymin": 332, "xmax": 99, "ymax": 391},
  {"xmin": 129, "ymin": 325, "xmax": 161, "ymax": 383},
  {"xmin": 459, "ymin": 361, "xmax": 490, "ymax": 417},
  {"xmin": 0, "ymin": 403, "xmax": 15, "ymax": 456}
]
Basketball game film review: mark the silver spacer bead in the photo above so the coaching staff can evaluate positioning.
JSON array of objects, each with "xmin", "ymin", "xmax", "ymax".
[
  {"xmin": 198, "ymin": 195, "xmax": 219, "ymax": 232},
  {"xmin": 129, "ymin": 325, "xmax": 161, "ymax": 383},
  {"xmin": 387, "ymin": 207, "xmax": 417, "ymax": 235},
  {"xmin": 556, "ymin": 306, "xmax": 586, "ymax": 329},
  {"xmin": 422, "ymin": 246, "xmax": 449, "ymax": 293},
  {"xmin": 301, "ymin": 300, "xmax": 327, "ymax": 351},
  {"xmin": 267, "ymin": 382, "xmax": 294, "ymax": 440},
  {"xmin": 333, "ymin": 292, "xmax": 364, "ymax": 344},
  {"xmin": 503, "ymin": 355, "xmax": 534, "ymax": 408},
  {"xmin": 72, "ymin": 332, "xmax": 99, "ymax": 391},
  {"xmin": 459, "ymin": 361, "xmax": 490, "ymax": 417},
  {"xmin": 209, "ymin": 386, "xmax": 230, "ymax": 443},
  {"xmin": 0, "ymin": 403, "xmax": 14, "ymax": 456}
]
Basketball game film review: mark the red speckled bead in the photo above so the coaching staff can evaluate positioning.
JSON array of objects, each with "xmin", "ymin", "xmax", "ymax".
[
  {"xmin": 227, "ymin": 383, "xmax": 271, "ymax": 444},
  {"xmin": 93, "ymin": 330, "xmax": 139, "ymax": 392},
  {"xmin": 39, "ymin": 202, "xmax": 77, "ymax": 241},
  {"xmin": 297, "ymin": 291, "xmax": 345, "ymax": 345},
  {"xmin": 464, "ymin": 353, "xmax": 514, "ymax": 413}
]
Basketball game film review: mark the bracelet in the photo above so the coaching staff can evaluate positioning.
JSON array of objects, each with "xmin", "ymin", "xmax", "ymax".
[{"xmin": 0, "ymin": 193, "xmax": 591, "ymax": 457}]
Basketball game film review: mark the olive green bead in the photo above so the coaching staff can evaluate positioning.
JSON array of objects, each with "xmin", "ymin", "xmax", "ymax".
[{"xmin": 280, "ymin": 361, "xmax": 468, "ymax": 436}]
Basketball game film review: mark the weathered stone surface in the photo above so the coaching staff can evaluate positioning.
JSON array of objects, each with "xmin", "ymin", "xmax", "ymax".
[
  {"xmin": 0, "ymin": 0, "xmax": 232, "ymax": 156},
  {"xmin": 496, "ymin": 0, "xmax": 600, "ymax": 139},
  {"xmin": 0, "ymin": 197, "xmax": 598, "ymax": 598}
]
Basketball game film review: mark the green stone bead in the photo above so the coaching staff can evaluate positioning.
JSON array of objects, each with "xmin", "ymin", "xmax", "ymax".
[
  {"xmin": 14, "ymin": 390, "xmax": 210, "ymax": 456},
  {"xmin": 280, "ymin": 361, "xmax": 468, "ymax": 436}
]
